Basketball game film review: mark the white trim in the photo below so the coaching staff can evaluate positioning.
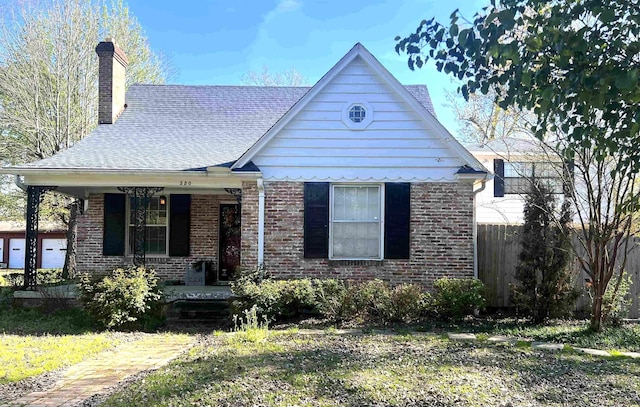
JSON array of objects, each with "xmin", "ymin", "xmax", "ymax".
[
  {"xmin": 231, "ymin": 43, "xmax": 486, "ymax": 178},
  {"xmin": 328, "ymin": 183, "xmax": 385, "ymax": 261},
  {"xmin": 257, "ymin": 178, "xmax": 265, "ymax": 266}
]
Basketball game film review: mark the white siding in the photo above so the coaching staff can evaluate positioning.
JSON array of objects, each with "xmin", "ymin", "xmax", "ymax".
[
  {"xmin": 252, "ymin": 57, "xmax": 467, "ymax": 182},
  {"xmin": 473, "ymin": 153, "xmax": 526, "ymax": 224}
]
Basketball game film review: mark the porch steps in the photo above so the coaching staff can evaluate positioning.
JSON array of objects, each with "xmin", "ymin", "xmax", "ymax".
[{"xmin": 166, "ymin": 299, "xmax": 232, "ymax": 323}]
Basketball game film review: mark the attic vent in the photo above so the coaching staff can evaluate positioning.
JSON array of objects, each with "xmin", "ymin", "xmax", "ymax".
[
  {"xmin": 341, "ymin": 101, "xmax": 373, "ymax": 130},
  {"xmin": 348, "ymin": 105, "xmax": 366, "ymax": 123}
]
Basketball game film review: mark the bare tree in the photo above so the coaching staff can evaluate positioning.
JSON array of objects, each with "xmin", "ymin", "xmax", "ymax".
[
  {"xmin": 0, "ymin": 0, "xmax": 169, "ymax": 278},
  {"xmin": 445, "ymin": 86, "xmax": 535, "ymax": 143},
  {"xmin": 241, "ymin": 66, "xmax": 309, "ymax": 86}
]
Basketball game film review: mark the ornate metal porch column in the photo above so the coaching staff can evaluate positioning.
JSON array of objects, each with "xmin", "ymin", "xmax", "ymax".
[
  {"xmin": 224, "ymin": 188, "xmax": 242, "ymax": 205},
  {"xmin": 117, "ymin": 187, "xmax": 164, "ymax": 266},
  {"xmin": 24, "ymin": 186, "xmax": 56, "ymax": 289}
]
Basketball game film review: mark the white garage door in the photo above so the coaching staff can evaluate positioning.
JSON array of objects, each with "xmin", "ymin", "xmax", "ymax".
[
  {"xmin": 9, "ymin": 238, "xmax": 25, "ymax": 269},
  {"xmin": 42, "ymin": 238, "xmax": 67, "ymax": 269}
]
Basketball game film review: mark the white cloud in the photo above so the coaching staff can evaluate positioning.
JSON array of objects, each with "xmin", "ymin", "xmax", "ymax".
[{"xmin": 264, "ymin": 0, "xmax": 301, "ymax": 22}]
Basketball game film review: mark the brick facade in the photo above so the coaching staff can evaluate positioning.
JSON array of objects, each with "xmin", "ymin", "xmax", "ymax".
[
  {"xmin": 77, "ymin": 193, "xmax": 230, "ymax": 280},
  {"xmin": 79, "ymin": 181, "xmax": 475, "ymax": 287},
  {"xmin": 241, "ymin": 181, "xmax": 475, "ymax": 289}
]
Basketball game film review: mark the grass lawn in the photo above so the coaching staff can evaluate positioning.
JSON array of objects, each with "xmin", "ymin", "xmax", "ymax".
[
  {"xmin": 0, "ymin": 305, "xmax": 121, "ymax": 384},
  {"xmin": 100, "ymin": 329, "xmax": 640, "ymax": 407},
  {"xmin": 0, "ymin": 333, "xmax": 119, "ymax": 383}
]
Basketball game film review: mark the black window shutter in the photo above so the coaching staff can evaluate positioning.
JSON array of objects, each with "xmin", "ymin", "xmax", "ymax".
[
  {"xmin": 304, "ymin": 183, "xmax": 329, "ymax": 258},
  {"xmin": 384, "ymin": 183, "xmax": 410, "ymax": 259},
  {"xmin": 103, "ymin": 193, "xmax": 126, "ymax": 256},
  {"xmin": 494, "ymin": 159, "xmax": 505, "ymax": 197},
  {"xmin": 169, "ymin": 194, "xmax": 191, "ymax": 256}
]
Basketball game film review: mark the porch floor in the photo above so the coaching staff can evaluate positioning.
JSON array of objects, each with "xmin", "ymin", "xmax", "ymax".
[
  {"xmin": 163, "ymin": 285, "xmax": 235, "ymax": 302},
  {"xmin": 13, "ymin": 284, "xmax": 236, "ymax": 302}
]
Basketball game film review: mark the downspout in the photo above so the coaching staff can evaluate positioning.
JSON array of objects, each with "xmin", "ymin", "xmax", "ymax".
[
  {"xmin": 472, "ymin": 177, "xmax": 488, "ymax": 279},
  {"xmin": 257, "ymin": 178, "xmax": 265, "ymax": 268},
  {"xmin": 14, "ymin": 175, "xmax": 27, "ymax": 191}
]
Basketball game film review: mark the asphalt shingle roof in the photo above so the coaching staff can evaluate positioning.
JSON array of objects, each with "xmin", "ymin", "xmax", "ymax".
[{"xmin": 17, "ymin": 84, "xmax": 436, "ymax": 171}]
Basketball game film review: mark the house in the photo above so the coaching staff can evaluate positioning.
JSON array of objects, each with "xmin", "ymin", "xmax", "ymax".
[
  {"xmin": 0, "ymin": 221, "xmax": 67, "ymax": 269},
  {"xmin": 466, "ymin": 137, "xmax": 566, "ymax": 224},
  {"xmin": 3, "ymin": 40, "xmax": 489, "ymax": 289}
]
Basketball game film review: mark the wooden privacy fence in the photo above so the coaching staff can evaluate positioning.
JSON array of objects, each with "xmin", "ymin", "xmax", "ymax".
[{"xmin": 477, "ymin": 224, "xmax": 640, "ymax": 318}]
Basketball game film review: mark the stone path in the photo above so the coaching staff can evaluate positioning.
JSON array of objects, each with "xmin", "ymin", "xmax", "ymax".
[
  {"xmin": 2, "ymin": 335, "xmax": 193, "ymax": 407},
  {"xmin": 298, "ymin": 329, "xmax": 640, "ymax": 359},
  {"xmin": 445, "ymin": 332, "xmax": 640, "ymax": 358}
]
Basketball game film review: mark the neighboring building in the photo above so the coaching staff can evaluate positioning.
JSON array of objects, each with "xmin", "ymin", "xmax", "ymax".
[
  {"xmin": 3, "ymin": 40, "xmax": 489, "ymax": 288},
  {"xmin": 466, "ymin": 137, "xmax": 566, "ymax": 224},
  {"xmin": 0, "ymin": 221, "xmax": 67, "ymax": 269}
]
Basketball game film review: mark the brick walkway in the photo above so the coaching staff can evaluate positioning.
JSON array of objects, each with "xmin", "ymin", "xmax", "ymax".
[{"xmin": 3, "ymin": 335, "xmax": 193, "ymax": 407}]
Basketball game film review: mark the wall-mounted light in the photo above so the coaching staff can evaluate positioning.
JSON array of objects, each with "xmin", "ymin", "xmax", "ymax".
[{"xmin": 159, "ymin": 195, "xmax": 167, "ymax": 206}]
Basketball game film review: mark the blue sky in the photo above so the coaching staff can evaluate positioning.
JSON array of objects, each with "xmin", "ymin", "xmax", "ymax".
[{"xmin": 127, "ymin": 0, "xmax": 488, "ymax": 136}]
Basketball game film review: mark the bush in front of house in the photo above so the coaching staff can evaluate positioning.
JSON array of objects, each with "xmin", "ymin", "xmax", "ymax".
[
  {"xmin": 232, "ymin": 278, "xmax": 316, "ymax": 321},
  {"xmin": 233, "ymin": 275, "xmax": 431, "ymax": 324},
  {"xmin": 432, "ymin": 277, "xmax": 486, "ymax": 320},
  {"xmin": 77, "ymin": 265, "xmax": 162, "ymax": 329}
]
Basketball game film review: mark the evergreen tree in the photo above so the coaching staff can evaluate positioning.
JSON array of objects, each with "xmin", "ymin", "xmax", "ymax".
[{"xmin": 512, "ymin": 180, "xmax": 577, "ymax": 323}]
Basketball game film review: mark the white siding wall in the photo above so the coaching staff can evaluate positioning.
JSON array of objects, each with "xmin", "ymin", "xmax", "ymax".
[
  {"xmin": 474, "ymin": 153, "xmax": 526, "ymax": 224},
  {"xmin": 252, "ymin": 57, "xmax": 466, "ymax": 182}
]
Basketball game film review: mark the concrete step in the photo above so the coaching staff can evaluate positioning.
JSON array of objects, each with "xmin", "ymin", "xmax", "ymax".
[{"xmin": 166, "ymin": 299, "xmax": 231, "ymax": 322}]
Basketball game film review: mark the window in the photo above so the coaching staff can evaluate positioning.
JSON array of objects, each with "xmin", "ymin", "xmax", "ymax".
[
  {"xmin": 127, "ymin": 196, "xmax": 168, "ymax": 255},
  {"xmin": 330, "ymin": 185, "xmax": 383, "ymax": 259},
  {"xmin": 341, "ymin": 101, "xmax": 373, "ymax": 129},
  {"xmin": 348, "ymin": 105, "xmax": 366, "ymax": 123},
  {"xmin": 504, "ymin": 161, "xmax": 564, "ymax": 194}
]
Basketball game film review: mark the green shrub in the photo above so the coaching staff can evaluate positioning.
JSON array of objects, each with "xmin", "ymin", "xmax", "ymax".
[
  {"xmin": 36, "ymin": 268, "xmax": 64, "ymax": 285},
  {"xmin": 351, "ymin": 279, "xmax": 393, "ymax": 322},
  {"xmin": 313, "ymin": 279, "xmax": 428, "ymax": 324},
  {"xmin": 388, "ymin": 284, "xmax": 428, "ymax": 323},
  {"xmin": 233, "ymin": 276, "xmax": 430, "ymax": 325},
  {"xmin": 312, "ymin": 279, "xmax": 355, "ymax": 321},
  {"xmin": 602, "ymin": 272, "xmax": 632, "ymax": 327},
  {"xmin": 432, "ymin": 278, "xmax": 485, "ymax": 320},
  {"xmin": 232, "ymin": 278, "xmax": 316, "ymax": 322},
  {"xmin": 77, "ymin": 266, "xmax": 162, "ymax": 329}
]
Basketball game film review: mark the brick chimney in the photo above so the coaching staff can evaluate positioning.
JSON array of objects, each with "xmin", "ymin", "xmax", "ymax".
[{"xmin": 95, "ymin": 38, "xmax": 129, "ymax": 124}]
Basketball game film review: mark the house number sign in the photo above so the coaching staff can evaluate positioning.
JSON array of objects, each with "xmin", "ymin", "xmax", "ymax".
[{"xmin": 179, "ymin": 181, "xmax": 192, "ymax": 186}]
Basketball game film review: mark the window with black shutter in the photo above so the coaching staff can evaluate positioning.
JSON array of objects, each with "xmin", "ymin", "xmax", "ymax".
[
  {"xmin": 303, "ymin": 182, "xmax": 411, "ymax": 260},
  {"xmin": 169, "ymin": 194, "xmax": 190, "ymax": 256},
  {"xmin": 103, "ymin": 193, "xmax": 126, "ymax": 256},
  {"xmin": 384, "ymin": 183, "xmax": 410, "ymax": 259},
  {"xmin": 304, "ymin": 183, "xmax": 329, "ymax": 258}
]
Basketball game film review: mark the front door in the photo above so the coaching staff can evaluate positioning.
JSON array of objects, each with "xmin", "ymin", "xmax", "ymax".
[{"xmin": 219, "ymin": 204, "xmax": 241, "ymax": 282}]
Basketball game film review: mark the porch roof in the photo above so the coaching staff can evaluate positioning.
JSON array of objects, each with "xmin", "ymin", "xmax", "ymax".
[{"xmin": 5, "ymin": 84, "xmax": 435, "ymax": 173}]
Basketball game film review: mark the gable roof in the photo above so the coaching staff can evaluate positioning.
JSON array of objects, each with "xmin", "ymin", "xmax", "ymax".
[
  {"xmin": 6, "ymin": 83, "xmax": 436, "ymax": 173},
  {"xmin": 465, "ymin": 137, "xmax": 545, "ymax": 155},
  {"xmin": 231, "ymin": 43, "xmax": 486, "ymax": 173}
]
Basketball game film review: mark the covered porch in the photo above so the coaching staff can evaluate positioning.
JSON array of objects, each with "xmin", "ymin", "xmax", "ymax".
[{"xmin": 10, "ymin": 168, "xmax": 266, "ymax": 289}]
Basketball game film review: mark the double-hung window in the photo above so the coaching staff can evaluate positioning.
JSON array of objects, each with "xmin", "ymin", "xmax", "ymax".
[
  {"xmin": 330, "ymin": 185, "xmax": 383, "ymax": 260},
  {"xmin": 503, "ymin": 161, "xmax": 564, "ymax": 194},
  {"xmin": 127, "ymin": 196, "xmax": 168, "ymax": 255}
]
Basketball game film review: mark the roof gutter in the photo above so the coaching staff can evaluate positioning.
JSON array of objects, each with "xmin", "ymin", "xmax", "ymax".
[
  {"xmin": 14, "ymin": 175, "xmax": 27, "ymax": 192},
  {"xmin": 3, "ymin": 167, "xmax": 261, "ymax": 178}
]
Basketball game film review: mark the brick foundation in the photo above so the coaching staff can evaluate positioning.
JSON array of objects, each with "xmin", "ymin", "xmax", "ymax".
[
  {"xmin": 77, "ymin": 193, "xmax": 230, "ymax": 280},
  {"xmin": 241, "ymin": 181, "xmax": 474, "ymax": 289}
]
